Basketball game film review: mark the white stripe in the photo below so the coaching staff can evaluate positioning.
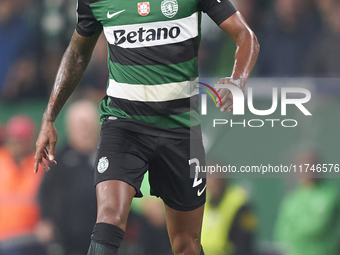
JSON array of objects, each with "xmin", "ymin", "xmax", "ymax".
[
  {"xmin": 103, "ymin": 12, "xmax": 198, "ymax": 48},
  {"xmin": 107, "ymin": 78, "xmax": 199, "ymax": 102}
]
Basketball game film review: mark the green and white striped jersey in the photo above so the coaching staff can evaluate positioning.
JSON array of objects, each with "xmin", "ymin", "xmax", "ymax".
[{"xmin": 76, "ymin": 0, "xmax": 236, "ymax": 138}]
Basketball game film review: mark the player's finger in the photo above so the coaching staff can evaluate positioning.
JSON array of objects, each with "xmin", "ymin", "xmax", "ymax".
[
  {"xmin": 220, "ymin": 91, "xmax": 233, "ymax": 112},
  {"xmin": 219, "ymin": 88, "xmax": 230, "ymax": 99},
  {"xmin": 217, "ymin": 89, "xmax": 230, "ymax": 107},
  {"xmin": 48, "ymin": 140, "xmax": 57, "ymax": 162},
  {"xmin": 225, "ymin": 89, "xmax": 233, "ymax": 100},
  {"xmin": 42, "ymin": 148, "xmax": 48, "ymax": 159},
  {"xmin": 40, "ymin": 159, "xmax": 50, "ymax": 172},
  {"xmin": 220, "ymin": 89, "xmax": 233, "ymax": 110},
  {"xmin": 34, "ymin": 151, "xmax": 43, "ymax": 173},
  {"xmin": 221, "ymin": 100, "xmax": 233, "ymax": 112},
  {"xmin": 44, "ymin": 148, "xmax": 57, "ymax": 165},
  {"xmin": 220, "ymin": 90, "xmax": 230, "ymax": 105},
  {"xmin": 34, "ymin": 158, "xmax": 40, "ymax": 173}
]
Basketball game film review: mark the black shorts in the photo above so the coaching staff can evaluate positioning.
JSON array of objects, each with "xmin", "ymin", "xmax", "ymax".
[{"xmin": 94, "ymin": 118, "xmax": 206, "ymax": 211}]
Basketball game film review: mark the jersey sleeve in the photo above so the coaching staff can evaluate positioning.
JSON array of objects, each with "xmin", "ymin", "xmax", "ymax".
[
  {"xmin": 76, "ymin": 0, "xmax": 102, "ymax": 37},
  {"xmin": 199, "ymin": 0, "xmax": 237, "ymax": 26}
]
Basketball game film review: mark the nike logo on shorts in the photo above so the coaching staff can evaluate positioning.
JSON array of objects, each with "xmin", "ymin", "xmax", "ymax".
[
  {"xmin": 107, "ymin": 9, "xmax": 126, "ymax": 19},
  {"xmin": 197, "ymin": 185, "xmax": 206, "ymax": 196}
]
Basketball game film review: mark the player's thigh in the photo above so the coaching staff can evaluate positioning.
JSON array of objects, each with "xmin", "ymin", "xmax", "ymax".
[
  {"xmin": 94, "ymin": 119, "xmax": 153, "ymax": 230},
  {"xmin": 164, "ymin": 204, "xmax": 204, "ymax": 251},
  {"xmin": 95, "ymin": 119, "xmax": 152, "ymax": 197}
]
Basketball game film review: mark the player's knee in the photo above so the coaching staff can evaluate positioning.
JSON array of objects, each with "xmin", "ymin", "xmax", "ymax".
[
  {"xmin": 172, "ymin": 236, "xmax": 201, "ymax": 255},
  {"xmin": 97, "ymin": 203, "xmax": 126, "ymax": 229}
]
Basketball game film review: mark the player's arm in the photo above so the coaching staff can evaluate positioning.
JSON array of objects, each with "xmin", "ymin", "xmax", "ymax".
[
  {"xmin": 217, "ymin": 12, "xmax": 260, "ymax": 112},
  {"xmin": 34, "ymin": 30, "xmax": 101, "ymax": 173}
]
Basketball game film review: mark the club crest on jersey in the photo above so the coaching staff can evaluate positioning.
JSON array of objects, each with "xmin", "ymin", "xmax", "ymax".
[
  {"xmin": 138, "ymin": 2, "xmax": 150, "ymax": 16},
  {"xmin": 97, "ymin": 157, "xmax": 109, "ymax": 173},
  {"xmin": 161, "ymin": 0, "xmax": 178, "ymax": 18}
]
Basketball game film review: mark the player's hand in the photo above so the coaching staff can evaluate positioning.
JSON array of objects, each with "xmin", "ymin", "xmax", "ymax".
[
  {"xmin": 215, "ymin": 77, "xmax": 246, "ymax": 112},
  {"xmin": 34, "ymin": 121, "xmax": 58, "ymax": 173}
]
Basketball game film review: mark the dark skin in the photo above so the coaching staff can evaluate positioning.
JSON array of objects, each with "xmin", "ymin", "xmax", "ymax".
[
  {"xmin": 34, "ymin": 11, "xmax": 259, "ymax": 255},
  {"xmin": 217, "ymin": 12, "xmax": 260, "ymax": 113},
  {"xmin": 34, "ymin": 29, "xmax": 101, "ymax": 172}
]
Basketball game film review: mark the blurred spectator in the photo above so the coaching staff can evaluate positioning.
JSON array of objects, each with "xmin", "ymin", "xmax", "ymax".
[
  {"xmin": 2, "ymin": 54, "xmax": 44, "ymax": 101},
  {"xmin": 274, "ymin": 151, "xmax": 340, "ymax": 255},
  {"xmin": 0, "ymin": 115, "xmax": 47, "ymax": 255},
  {"xmin": 232, "ymin": 0, "xmax": 262, "ymax": 32},
  {"xmin": 257, "ymin": 0, "xmax": 320, "ymax": 77},
  {"xmin": 40, "ymin": 47, "xmax": 65, "ymax": 98},
  {"xmin": 303, "ymin": 0, "xmax": 340, "ymax": 77},
  {"xmin": 0, "ymin": 122, "xmax": 3, "ymax": 145},
  {"xmin": 38, "ymin": 100, "xmax": 99, "ymax": 255},
  {"xmin": 41, "ymin": 0, "xmax": 77, "ymax": 49},
  {"xmin": 0, "ymin": 0, "xmax": 44, "ymax": 100},
  {"xmin": 315, "ymin": 0, "xmax": 334, "ymax": 28},
  {"xmin": 201, "ymin": 177, "xmax": 257, "ymax": 255},
  {"xmin": 37, "ymin": 0, "xmax": 78, "ymax": 100},
  {"xmin": 80, "ymin": 34, "xmax": 108, "ymax": 103}
]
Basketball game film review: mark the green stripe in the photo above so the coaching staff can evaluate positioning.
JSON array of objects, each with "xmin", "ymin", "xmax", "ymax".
[
  {"xmin": 131, "ymin": 110, "xmax": 201, "ymax": 129},
  {"xmin": 90, "ymin": 0, "xmax": 198, "ymax": 27},
  {"xmin": 108, "ymin": 57, "xmax": 198, "ymax": 85},
  {"xmin": 100, "ymin": 99, "xmax": 201, "ymax": 129},
  {"xmin": 99, "ymin": 97, "xmax": 131, "ymax": 123}
]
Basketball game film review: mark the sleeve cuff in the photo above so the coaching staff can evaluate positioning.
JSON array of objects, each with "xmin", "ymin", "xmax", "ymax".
[{"xmin": 207, "ymin": 0, "xmax": 237, "ymax": 26}]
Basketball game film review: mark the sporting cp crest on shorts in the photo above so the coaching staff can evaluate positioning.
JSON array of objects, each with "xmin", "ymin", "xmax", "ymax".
[
  {"xmin": 138, "ymin": 2, "xmax": 150, "ymax": 16},
  {"xmin": 161, "ymin": 0, "xmax": 178, "ymax": 18},
  {"xmin": 97, "ymin": 157, "xmax": 109, "ymax": 173}
]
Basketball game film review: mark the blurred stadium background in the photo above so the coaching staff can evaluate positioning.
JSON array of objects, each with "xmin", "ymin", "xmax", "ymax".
[{"xmin": 1, "ymin": 0, "xmax": 340, "ymax": 254}]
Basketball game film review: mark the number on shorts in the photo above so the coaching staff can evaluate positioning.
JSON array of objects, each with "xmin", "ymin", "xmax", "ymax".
[{"xmin": 189, "ymin": 158, "xmax": 202, "ymax": 188}]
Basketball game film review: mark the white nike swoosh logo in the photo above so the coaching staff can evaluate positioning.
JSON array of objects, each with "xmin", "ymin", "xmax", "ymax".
[
  {"xmin": 217, "ymin": 0, "xmax": 221, "ymax": 3},
  {"xmin": 197, "ymin": 185, "xmax": 206, "ymax": 197},
  {"xmin": 107, "ymin": 9, "xmax": 125, "ymax": 19}
]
